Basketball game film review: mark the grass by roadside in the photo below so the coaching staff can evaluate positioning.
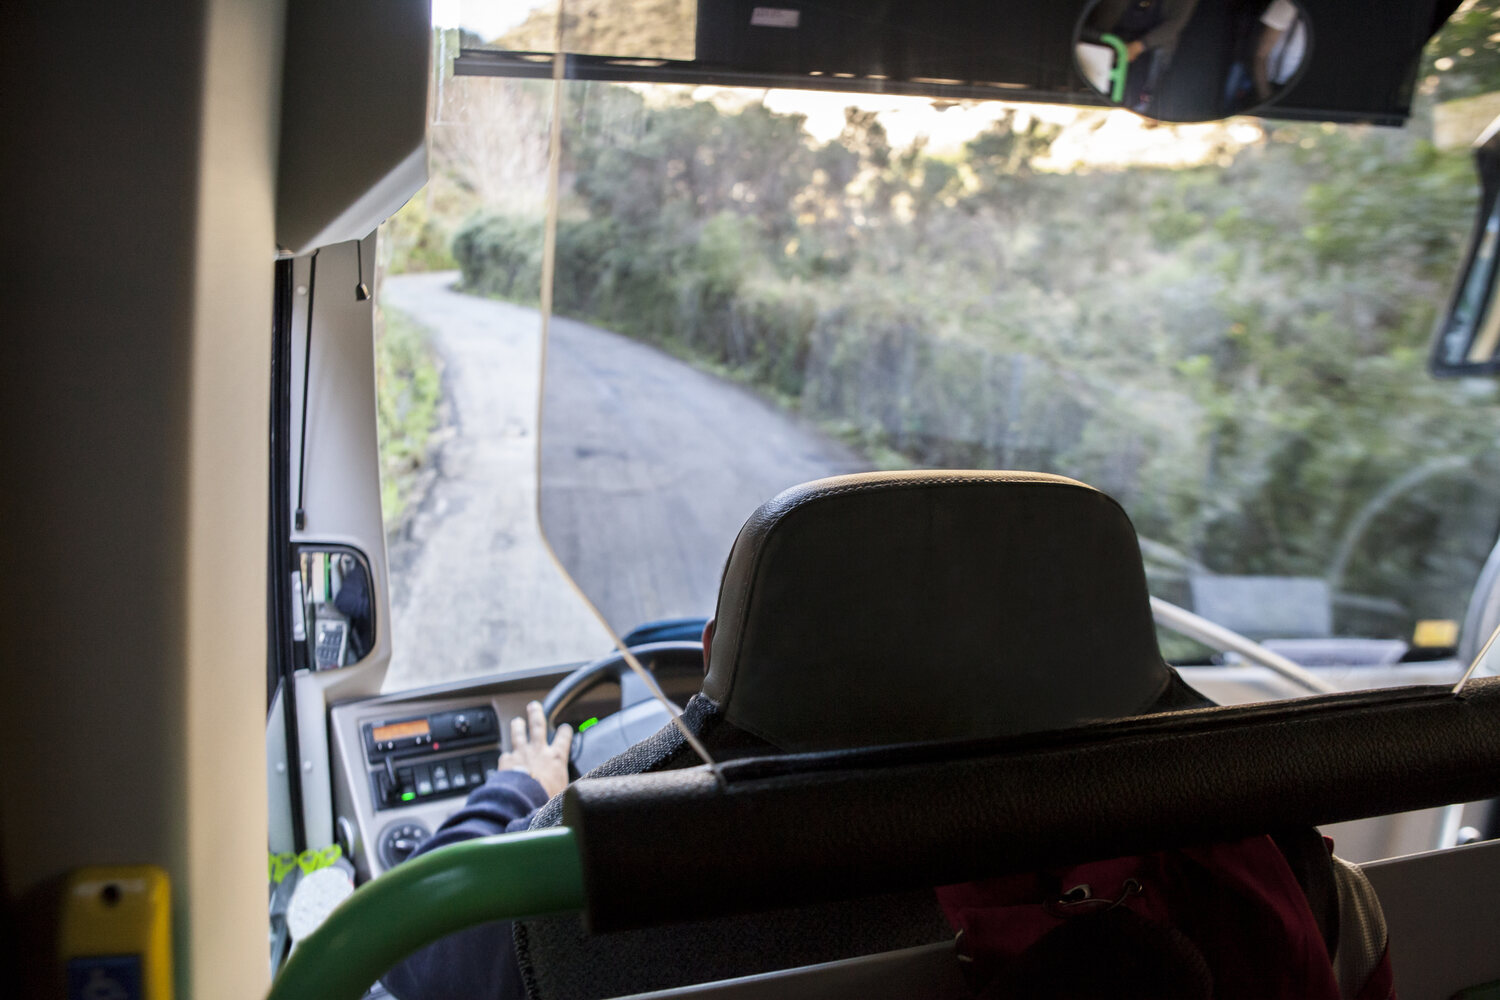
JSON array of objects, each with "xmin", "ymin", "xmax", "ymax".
[{"xmin": 376, "ymin": 306, "xmax": 444, "ymax": 532}]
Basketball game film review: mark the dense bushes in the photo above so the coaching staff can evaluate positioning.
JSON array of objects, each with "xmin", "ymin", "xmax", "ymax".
[
  {"xmin": 453, "ymin": 215, "xmax": 545, "ymax": 302},
  {"xmin": 375, "ymin": 308, "xmax": 444, "ymax": 529}
]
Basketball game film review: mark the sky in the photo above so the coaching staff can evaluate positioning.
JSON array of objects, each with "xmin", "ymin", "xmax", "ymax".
[
  {"xmin": 752, "ymin": 90, "xmax": 1262, "ymax": 166},
  {"xmin": 431, "ymin": 0, "xmax": 544, "ymax": 41}
]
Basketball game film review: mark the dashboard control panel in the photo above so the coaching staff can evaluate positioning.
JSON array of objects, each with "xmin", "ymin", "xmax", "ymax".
[
  {"xmin": 369, "ymin": 752, "xmax": 500, "ymax": 809},
  {"xmin": 363, "ymin": 706, "xmax": 497, "ymax": 759},
  {"xmin": 363, "ymin": 705, "xmax": 500, "ymax": 810},
  {"xmin": 330, "ymin": 686, "xmax": 552, "ymax": 880}
]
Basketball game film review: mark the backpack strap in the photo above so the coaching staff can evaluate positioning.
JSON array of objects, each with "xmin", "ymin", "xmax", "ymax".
[{"xmin": 1270, "ymin": 826, "xmax": 1340, "ymax": 959}]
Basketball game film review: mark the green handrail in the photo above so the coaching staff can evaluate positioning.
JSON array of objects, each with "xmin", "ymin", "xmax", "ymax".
[
  {"xmin": 267, "ymin": 828, "xmax": 586, "ymax": 1000},
  {"xmin": 1099, "ymin": 32, "xmax": 1129, "ymax": 104}
]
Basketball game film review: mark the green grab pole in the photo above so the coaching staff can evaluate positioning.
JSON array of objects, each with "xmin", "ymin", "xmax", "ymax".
[
  {"xmin": 1099, "ymin": 33, "xmax": 1129, "ymax": 104},
  {"xmin": 267, "ymin": 828, "xmax": 586, "ymax": 1000}
]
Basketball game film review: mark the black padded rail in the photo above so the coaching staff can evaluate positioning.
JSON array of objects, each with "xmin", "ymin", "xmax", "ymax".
[{"xmin": 562, "ymin": 679, "xmax": 1500, "ymax": 933}]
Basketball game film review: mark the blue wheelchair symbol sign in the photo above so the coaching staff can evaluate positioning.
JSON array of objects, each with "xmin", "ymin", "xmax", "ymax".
[{"xmin": 67, "ymin": 955, "xmax": 142, "ymax": 1000}]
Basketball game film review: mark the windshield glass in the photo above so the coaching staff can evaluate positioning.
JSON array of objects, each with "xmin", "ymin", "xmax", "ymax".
[{"xmin": 379, "ymin": 2, "xmax": 1500, "ymax": 702}]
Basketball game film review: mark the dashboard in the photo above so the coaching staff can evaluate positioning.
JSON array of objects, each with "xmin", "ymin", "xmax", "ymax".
[
  {"xmin": 329, "ymin": 658, "xmax": 707, "ymax": 880},
  {"xmin": 330, "ymin": 654, "xmax": 1466, "ymax": 880}
]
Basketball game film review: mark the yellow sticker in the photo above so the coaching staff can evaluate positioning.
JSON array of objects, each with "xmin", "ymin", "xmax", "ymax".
[
  {"xmin": 270, "ymin": 845, "xmax": 343, "ymax": 883},
  {"xmin": 58, "ymin": 866, "xmax": 173, "ymax": 1000},
  {"xmin": 1413, "ymin": 619, "xmax": 1459, "ymax": 648},
  {"xmin": 298, "ymin": 844, "xmax": 343, "ymax": 874},
  {"xmin": 269, "ymin": 852, "xmax": 298, "ymax": 884}
]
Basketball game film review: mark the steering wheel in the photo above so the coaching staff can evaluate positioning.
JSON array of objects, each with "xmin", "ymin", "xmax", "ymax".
[{"xmin": 541, "ymin": 641, "xmax": 706, "ymax": 777}]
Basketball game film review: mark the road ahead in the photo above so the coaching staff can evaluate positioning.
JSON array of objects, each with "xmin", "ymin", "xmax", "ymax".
[{"xmin": 380, "ymin": 272, "xmax": 863, "ymax": 690}]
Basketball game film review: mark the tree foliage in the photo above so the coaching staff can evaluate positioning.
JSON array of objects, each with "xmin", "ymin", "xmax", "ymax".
[
  {"xmin": 451, "ymin": 76, "xmax": 1500, "ymax": 636},
  {"xmin": 1420, "ymin": 0, "xmax": 1500, "ymax": 102}
]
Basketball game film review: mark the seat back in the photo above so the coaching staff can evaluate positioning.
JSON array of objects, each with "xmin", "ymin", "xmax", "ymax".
[
  {"xmin": 519, "ymin": 471, "xmax": 1207, "ymax": 998},
  {"xmin": 705, "ymin": 470, "xmax": 1184, "ymax": 752}
]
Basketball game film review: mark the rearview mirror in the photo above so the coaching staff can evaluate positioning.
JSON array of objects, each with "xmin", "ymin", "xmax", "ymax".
[
  {"xmin": 1075, "ymin": 0, "xmax": 1310, "ymax": 122},
  {"xmin": 295, "ymin": 546, "xmax": 376, "ymax": 670},
  {"xmin": 1432, "ymin": 118, "xmax": 1500, "ymax": 377}
]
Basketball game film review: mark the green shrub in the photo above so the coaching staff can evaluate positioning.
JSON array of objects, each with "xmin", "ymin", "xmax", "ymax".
[
  {"xmin": 452, "ymin": 214, "xmax": 544, "ymax": 303},
  {"xmin": 375, "ymin": 307, "xmax": 443, "ymax": 530},
  {"xmin": 383, "ymin": 195, "xmax": 458, "ymax": 274}
]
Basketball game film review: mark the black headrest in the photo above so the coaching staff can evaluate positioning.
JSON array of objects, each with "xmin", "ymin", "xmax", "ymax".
[{"xmin": 703, "ymin": 471, "xmax": 1175, "ymax": 752}]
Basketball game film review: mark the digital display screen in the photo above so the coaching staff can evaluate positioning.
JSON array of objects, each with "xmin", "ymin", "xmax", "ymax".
[{"xmin": 373, "ymin": 719, "xmax": 429, "ymax": 742}]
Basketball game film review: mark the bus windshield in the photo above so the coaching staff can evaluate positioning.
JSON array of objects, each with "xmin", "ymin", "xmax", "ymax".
[{"xmin": 377, "ymin": 2, "xmax": 1500, "ymax": 699}]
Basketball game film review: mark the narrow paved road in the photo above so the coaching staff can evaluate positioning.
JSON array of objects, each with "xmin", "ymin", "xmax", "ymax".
[{"xmin": 380, "ymin": 272, "xmax": 864, "ymax": 690}]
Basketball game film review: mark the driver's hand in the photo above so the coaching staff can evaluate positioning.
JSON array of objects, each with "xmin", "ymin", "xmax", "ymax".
[{"xmin": 500, "ymin": 701, "xmax": 572, "ymax": 799}]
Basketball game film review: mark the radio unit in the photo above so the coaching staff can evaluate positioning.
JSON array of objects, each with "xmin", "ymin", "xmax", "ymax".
[{"xmin": 362, "ymin": 706, "xmax": 497, "ymax": 762}]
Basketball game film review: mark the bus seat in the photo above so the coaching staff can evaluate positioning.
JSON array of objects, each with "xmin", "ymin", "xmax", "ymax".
[{"xmin": 517, "ymin": 470, "xmax": 1215, "ymax": 999}]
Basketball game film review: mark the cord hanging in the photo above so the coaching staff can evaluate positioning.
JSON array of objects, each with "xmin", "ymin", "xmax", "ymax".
[
  {"xmin": 354, "ymin": 238, "xmax": 370, "ymax": 301},
  {"xmin": 294, "ymin": 250, "xmax": 318, "ymax": 531}
]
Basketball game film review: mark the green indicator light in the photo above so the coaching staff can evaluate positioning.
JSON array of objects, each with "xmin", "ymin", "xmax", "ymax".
[
  {"xmin": 578, "ymin": 717, "xmax": 599, "ymax": 732},
  {"xmin": 401, "ymin": 792, "xmax": 416, "ymax": 801}
]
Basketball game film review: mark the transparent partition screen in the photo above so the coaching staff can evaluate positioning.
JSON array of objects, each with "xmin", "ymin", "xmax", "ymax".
[
  {"xmin": 384, "ymin": 1, "xmax": 1500, "ymax": 722},
  {"xmin": 527, "ymin": 8, "xmax": 1500, "ymax": 709}
]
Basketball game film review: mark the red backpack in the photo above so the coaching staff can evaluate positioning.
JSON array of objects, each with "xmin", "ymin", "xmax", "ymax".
[{"xmin": 936, "ymin": 831, "xmax": 1395, "ymax": 999}]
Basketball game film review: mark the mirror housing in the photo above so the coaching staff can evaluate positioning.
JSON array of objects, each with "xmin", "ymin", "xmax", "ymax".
[
  {"xmin": 295, "ymin": 545, "xmax": 377, "ymax": 670},
  {"xmin": 1431, "ymin": 116, "xmax": 1500, "ymax": 377},
  {"xmin": 1075, "ymin": 0, "xmax": 1311, "ymax": 122}
]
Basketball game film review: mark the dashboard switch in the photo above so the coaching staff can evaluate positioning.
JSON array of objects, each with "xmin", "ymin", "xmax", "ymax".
[
  {"xmin": 376, "ymin": 772, "xmax": 398, "ymax": 807},
  {"xmin": 464, "ymin": 757, "xmax": 485, "ymax": 786}
]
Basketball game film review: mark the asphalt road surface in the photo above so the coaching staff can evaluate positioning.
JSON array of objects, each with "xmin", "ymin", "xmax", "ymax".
[{"xmin": 380, "ymin": 272, "xmax": 864, "ymax": 690}]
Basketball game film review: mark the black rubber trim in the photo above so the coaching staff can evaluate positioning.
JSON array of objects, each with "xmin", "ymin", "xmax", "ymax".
[
  {"xmin": 563, "ymin": 678, "xmax": 1500, "ymax": 932},
  {"xmin": 268, "ymin": 257, "xmax": 306, "ymax": 855}
]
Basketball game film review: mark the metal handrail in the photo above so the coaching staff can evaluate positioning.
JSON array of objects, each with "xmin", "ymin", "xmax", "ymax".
[{"xmin": 1150, "ymin": 596, "xmax": 1339, "ymax": 695}]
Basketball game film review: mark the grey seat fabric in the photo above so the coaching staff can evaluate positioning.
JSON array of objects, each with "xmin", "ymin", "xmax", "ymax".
[{"xmin": 517, "ymin": 471, "xmax": 1209, "ymax": 999}]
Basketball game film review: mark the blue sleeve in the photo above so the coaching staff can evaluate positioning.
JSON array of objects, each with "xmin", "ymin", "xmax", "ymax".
[
  {"xmin": 416, "ymin": 769, "xmax": 551, "ymax": 850},
  {"xmin": 379, "ymin": 771, "xmax": 551, "ymax": 1000}
]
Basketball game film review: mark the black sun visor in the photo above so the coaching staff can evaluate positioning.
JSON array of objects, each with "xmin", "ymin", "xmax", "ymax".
[{"xmin": 455, "ymin": 0, "xmax": 1459, "ymax": 126}]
